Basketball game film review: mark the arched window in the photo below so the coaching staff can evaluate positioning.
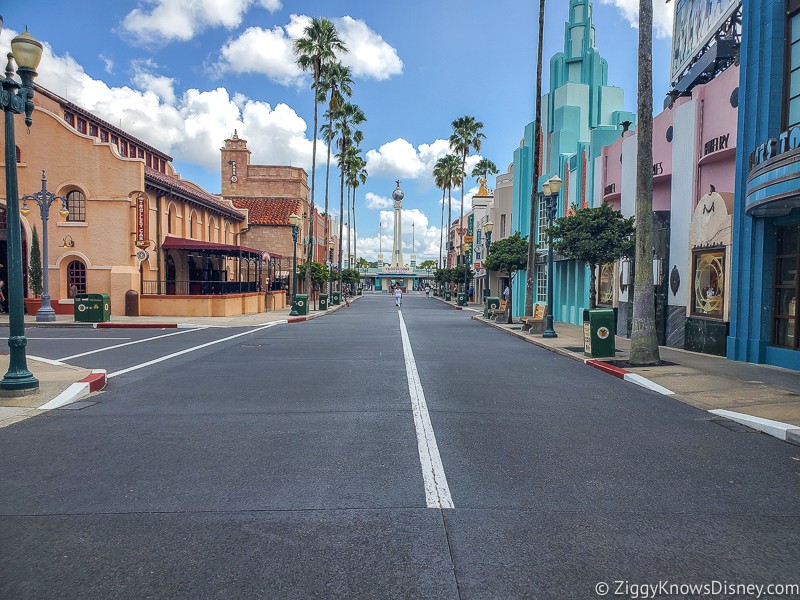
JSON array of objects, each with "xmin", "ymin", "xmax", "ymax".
[
  {"xmin": 208, "ymin": 218, "xmax": 217, "ymax": 242},
  {"xmin": 189, "ymin": 212, "xmax": 195, "ymax": 238},
  {"xmin": 167, "ymin": 204, "xmax": 176, "ymax": 234},
  {"xmin": 67, "ymin": 260, "xmax": 86, "ymax": 297},
  {"xmin": 223, "ymin": 223, "xmax": 229, "ymax": 244},
  {"xmin": 66, "ymin": 190, "xmax": 86, "ymax": 222},
  {"xmin": 16, "ymin": 146, "xmax": 21, "ymax": 163}
]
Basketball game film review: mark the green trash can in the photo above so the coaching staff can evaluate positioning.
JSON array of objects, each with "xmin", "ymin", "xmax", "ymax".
[
  {"xmin": 444, "ymin": 291, "xmax": 452, "ymax": 301},
  {"xmin": 457, "ymin": 292, "xmax": 467, "ymax": 307},
  {"xmin": 357, "ymin": 288, "xmax": 363, "ymax": 295},
  {"xmin": 294, "ymin": 294, "xmax": 309, "ymax": 316},
  {"xmin": 484, "ymin": 296, "xmax": 500, "ymax": 319},
  {"xmin": 319, "ymin": 293, "xmax": 328, "ymax": 310},
  {"xmin": 583, "ymin": 308, "xmax": 615, "ymax": 358},
  {"xmin": 74, "ymin": 293, "xmax": 111, "ymax": 323},
  {"xmin": 331, "ymin": 291, "xmax": 341, "ymax": 305}
]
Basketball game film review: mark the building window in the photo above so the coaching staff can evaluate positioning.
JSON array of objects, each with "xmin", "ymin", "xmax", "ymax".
[
  {"xmin": 691, "ymin": 248, "xmax": 725, "ymax": 319},
  {"xmin": 167, "ymin": 204, "xmax": 175, "ymax": 234},
  {"xmin": 111, "ymin": 135, "xmax": 119, "ymax": 147},
  {"xmin": 500, "ymin": 214, "xmax": 506, "ymax": 238},
  {"xmin": 76, "ymin": 118, "xmax": 87, "ymax": 134},
  {"xmin": 15, "ymin": 146, "xmax": 20, "ymax": 163},
  {"xmin": 64, "ymin": 112, "xmax": 74, "ymax": 127},
  {"xmin": 66, "ymin": 190, "xmax": 86, "ymax": 222},
  {"xmin": 787, "ymin": 5, "xmax": 800, "ymax": 129},
  {"xmin": 67, "ymin": 260, "xmax": 86, "ymax": 297},
  {"xmin": 120, "ymin": 140, "xmax": 128, "ymax": 156},
  {"xmin": 537, "ymin": 195, "xmax": 549, "ymax": 249},
  {"xmin": 598, "ymin": 263, "xmax": 615, "ymax": 306},
  {"xmin": 100, "ymin": 130, "xmax": 109, "ymax": 142},
  {"xmin": 773, "ymin": 224, "xmax": 799, "ymax": 349},
  {"xmin": 89, "ymin": 124, "xmax": 98, "ymax": 137},
  {"xmin": 535, "ymin": 259, "xmax": 547, "ymax": 303}
]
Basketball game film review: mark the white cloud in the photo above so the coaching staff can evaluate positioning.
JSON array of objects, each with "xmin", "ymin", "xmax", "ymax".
[
  {"xmin": 6, "ymin": 27, "xmax": 319, "ymax": 174},
  {"xmin": 598, "ymin": 0, "xmax": 674, "ymax": 39},
  {"xmin": 121, "ymin": 0, "xmax": 283, "ymax": 45},
  {"xmin": 365, "ymin": 192, "xmax": 392, "ymax": 210},
  {"xmin": 215, "ymin": 14, "xmax": 402, "ymax": 84},
  {"xmin": 100, "ymin": 54, "xmax": 114, "ymax": 74}
]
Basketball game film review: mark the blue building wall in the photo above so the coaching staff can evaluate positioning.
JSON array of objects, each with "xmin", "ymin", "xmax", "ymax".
[
  {"xmin": 511, "ymin": 0, "xmax": 634, "ymax": 322},
  {"xmin": 728, "ymin": 0, "xmax": 800, "ymax": 370}
]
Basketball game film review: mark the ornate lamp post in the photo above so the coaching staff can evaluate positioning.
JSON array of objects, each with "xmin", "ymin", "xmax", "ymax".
[
  {"xmin": 289, "ymin": 213, "xmax": 299, "ymax": 317},
  {"xmin": 1, "ymin": 25, "xmax": 44, "ymax": 392},
  {"xmin": 542, "ymin": 174, "xmax": 562, "ymax": 339},
  {"xmin": 483, "ymin": 220, "xmax": 493, "ymax": 298},
  {"xmin": 21, "ymin": 171, "xmax": 69, "ymax": 322}
]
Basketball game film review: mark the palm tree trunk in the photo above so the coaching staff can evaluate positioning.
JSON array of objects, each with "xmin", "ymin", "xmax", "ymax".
[
  {"xmin": 438, "ymin": 188, "xmax": 445, "ymax": 269},
  {"xmin": 446, "ymin": 186, "xmax": 453, "ymax": 268},
  {"xmin": 589, "ymin": 262, "xmax": 597, "ymax": 309},
  {"xmin": 338, "ymin": 168, "xmax": 345, "ymax": 291},
  {"xmin": 352, "ymin": 188, "xmax": 357, "ymax": 267},
  {"xmin": 347, "ymin": 185, "xmax": 352, "ymax": 270},
  {"xmin": 459, "ymin": 153, "xmax": 466, "ymax": 291},
  {"xmin": 525, "ymin": 0, "xmax": 546, "ymax": 318},
  {"xmin": 306, "ymin": 68, "xmax": 320, "ymax": 294},
  {"xmin": 323, "ymin": 113, "xmax": 334, "ymax": 259},
  {"xmin": 629, "ymin": 0, "xmax": 660, "ymax": 365},
  {"xmin": 507, "ymin": 270, "xmax": 513, "ymax": 324}
]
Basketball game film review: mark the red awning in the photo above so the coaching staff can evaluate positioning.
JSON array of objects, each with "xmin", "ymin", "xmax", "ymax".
[{"xmin": 161, "ymin": 236, "xmax": 262, "ymax": 256}]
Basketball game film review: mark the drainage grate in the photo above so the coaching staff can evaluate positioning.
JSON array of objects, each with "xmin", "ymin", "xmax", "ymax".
[
  {"xmin": 708, "ymin": 417, "xmax": 758, "ymax": 433},
  {"xmin": 59, "ymin": 401, "xmax": 98, "ymax": 410}
]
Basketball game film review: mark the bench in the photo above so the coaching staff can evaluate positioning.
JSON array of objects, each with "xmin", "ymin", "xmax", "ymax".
[
  {"xmin": 488, "ymin": 300, "xmax": 507, "ymax": 320},
  {"xmin": 520, "ymin": 303, "xmax": 547, "ymax": 333}
]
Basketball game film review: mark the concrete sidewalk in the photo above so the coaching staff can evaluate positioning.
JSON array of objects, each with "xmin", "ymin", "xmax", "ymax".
[
  {"xmin": 0, "ymin": 296, "xmax": 361, "ymax": 428},
  {"xmin": 438, "ymin": 296, "xmax": 800, "ymax": 446}
]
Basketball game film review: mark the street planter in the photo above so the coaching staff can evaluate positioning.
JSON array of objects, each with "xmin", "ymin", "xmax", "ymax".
[{"xmin": 23, "ymin": 297, "xmax": 42, "ymax": 315}]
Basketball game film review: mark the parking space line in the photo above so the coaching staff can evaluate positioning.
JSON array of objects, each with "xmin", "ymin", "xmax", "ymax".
[
  {"xmin": 57, "ymin": 328, "xmax": 206, "ymax": 361},
  {"xmin": 28, "ymin": 337, "xmax": 130, "ymax": 340},
  {"xmin": 398, "ymin": 311, "xmax": 454, "ymax": 510},
  {"xmin": 106, "ymin": 321, "xmax": 287, "ymax": 379}
]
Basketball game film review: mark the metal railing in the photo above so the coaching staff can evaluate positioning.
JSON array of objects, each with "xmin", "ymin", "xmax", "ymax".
[{"xmin": 142, "ymin": 280, "xmax": 259, "ymax": 296}]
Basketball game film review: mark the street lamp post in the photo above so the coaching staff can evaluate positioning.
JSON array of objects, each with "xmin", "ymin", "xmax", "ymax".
[
  {"xmin": 483, "ymin": 220, "xmax": 493, "ymax": 298},
  {"xmin": 21, "ymin": 171, "xmax": 69, "ymax": 322},
  {"xmin": 1, "ymin": 24, "xmax": 44, "ymax": 392},
  {"xmin": 463, "ymin": 249, "xmax": 469, "ymax": 303},
  {"xmin": 542, "ymin": 175, "xmax": 562, "ymax": 339},
  {"xmin": 289, "ymin": 213, "xmax": 299, "ymax": 317},
  {"xmin": 328, "ymin": 239, "xmax": 334, "ymax": 302}
]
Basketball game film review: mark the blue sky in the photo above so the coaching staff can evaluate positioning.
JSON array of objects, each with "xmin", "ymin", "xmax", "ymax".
[{"xmin": 1, "ymin": 0, "xmax": 674, "ymax": 262}]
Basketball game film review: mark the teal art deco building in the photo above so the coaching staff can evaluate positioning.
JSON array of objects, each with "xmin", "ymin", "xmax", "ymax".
[{"xmin": 511, "ymin": 0, "xmax": 634, "ymax": 322}]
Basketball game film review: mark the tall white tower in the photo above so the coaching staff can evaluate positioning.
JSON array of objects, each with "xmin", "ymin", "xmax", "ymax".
[{"xmin": 391, "ymin": 181, "xmax": 404, "ymax": 267}]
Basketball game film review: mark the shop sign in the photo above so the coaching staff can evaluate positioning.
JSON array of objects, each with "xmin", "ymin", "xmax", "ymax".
[
  {"xmin": 653, "ymin": 162, "xmax": 664, "ymax": 176},
  {"xmin": 749, "ymin": 127, "xmax": 800, "ymax": 171},
  {"xmin": 703, "ymin": 133, "xmax": 730, "ymax": 157},
  {"xmin": 604, "ymin": 183, "xmax": 616, "ymax": 196},
  {"xmin": 135, "ymin": 193, "xmax": 149, "ymax": 248}
]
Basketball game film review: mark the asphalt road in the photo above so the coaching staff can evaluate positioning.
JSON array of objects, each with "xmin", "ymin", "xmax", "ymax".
[{"xmin": 1, "ymin": 294, "xmax": 799, "ymax": 599}]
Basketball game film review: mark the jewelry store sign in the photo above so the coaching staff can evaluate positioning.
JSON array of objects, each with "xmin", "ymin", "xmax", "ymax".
[{"xmin": 135, "ymin": 193, "xmax": 149, "ymax": 248}]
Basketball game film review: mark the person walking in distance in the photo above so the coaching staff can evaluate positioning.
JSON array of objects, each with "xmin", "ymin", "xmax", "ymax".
[
  {"xmin": 394, "ymin": 285, "xmax": 403, "ymax": 307},
  {"xmin": 503, "ymin": 285, "xmax": 509, "ymax": 302}
]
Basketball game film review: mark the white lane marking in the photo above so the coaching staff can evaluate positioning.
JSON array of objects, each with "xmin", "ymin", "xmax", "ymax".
[
  {"xmin": 57, "ymin": 328, "xmax": 205, "ymax": 361},
  {"xmin": 28, "ymin": 337, "xmax": 130, "ymax": 340},
  {"xmin": 28, "ymin": 355, "xmax": 66, "ymax": 366},
  {"xmin": 398, "ymin": 310, "xmax": 454, "ymax": 509},
  {"xmin": 107, "ymin": 321, "xmax": 287, "ymax": 379}
]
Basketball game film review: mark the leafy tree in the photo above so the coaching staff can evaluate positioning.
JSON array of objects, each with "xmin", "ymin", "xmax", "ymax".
[
  {"xmin": 450, "ymin": 116, "xmax": 485, "ymax": 270},
  {"xmin": 294, "ymin": 18, "xmax": 347, "ymax": 301},
  {"xmin": 341, "ymin": 268, "xmax": 360, "ymax": 287},
  {"xmin": 29, "ymin": 225, "xmax": 42, "ymax": 298},
  {"xmin": 484, "ymin": 232, "xmax": 528, "ymax": 323},
  {"xmin": 630, "ymin": 0, "xmax": 660, "ymax": 365},
  {"xmin": 548, "ymin": 202, "xmax": 635, "ymax": 309},
  {"xmin": 419, "ymin": 259, "xmax": 437, "ymax": 270},
  {"xmin": 298, "ymin": 261, "xmax": 330, "ymax": 290}
]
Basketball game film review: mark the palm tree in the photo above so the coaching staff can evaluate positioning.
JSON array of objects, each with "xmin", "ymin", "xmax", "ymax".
[
  {"xmin": 347, "ymin": 151, "xmax": 368, "ymax": 266},
  {"xmin": 438, "ymin": 154, "xmax": 463, "ymax": 269},
  {"xmin": 433, "ymin": 158, "xmax": 448, "ymax": 269},
  {"xmin": 294, "ymin": 18, "xmax": 347, "ymax": 295},
  {"xmin": 470, "ymin": 158, "xmax": 499, "ymax": 184},
  {"xmin": 526, "ymin": 0, "xmax": 547, "ymax": 318},
  {"xmin": 450, "ymin": 116, "xmax": 486, "ymax": 288},
  {"xmin": 629, "ymin": 0, "xmax": 660, "ymax": 365},
  {"xmin": 318, "ymin": 62, "xmax": 353, "ymax": 255},
  {"xmin": 332, "ymin": 102, "xmax": 365, "ymax": 289}
]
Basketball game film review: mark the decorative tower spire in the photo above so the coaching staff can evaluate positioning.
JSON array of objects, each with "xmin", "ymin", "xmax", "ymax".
[
  {"xmin": 410, "ymin": 222, "xmax": 417, "ymax": 269},
  {"xmin": 391, "ymin": 181, "xmax": 404, "ymax": 267}
]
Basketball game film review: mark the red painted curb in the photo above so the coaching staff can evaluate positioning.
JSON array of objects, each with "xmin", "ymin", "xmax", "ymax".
[
  {"xmin": 288, "ymin": 317, "xmax": 307, "ymax": 323},
  {"xmin": 79, "ymin": 372, "xmax": 107, "ymax": 393},
  {"xmin": 96, "ymin": 323, "xmax": 178, "ymax": 329},
  {"xmin": 585, "ymin": 359, "xmax": 628, "ymax": 379},
  {"xmin": 455, "ymin": 306, "xmax": 463, "ymax": 310}
]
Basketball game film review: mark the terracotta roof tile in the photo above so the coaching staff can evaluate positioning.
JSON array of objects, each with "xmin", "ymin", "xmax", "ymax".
[
  {"xmin": 229, "ymin": 198, "xmax": 304, "ymax": 225},
  {"xmin": 145, "ymin": 167, "xmax": 244, "ymax": 221}
]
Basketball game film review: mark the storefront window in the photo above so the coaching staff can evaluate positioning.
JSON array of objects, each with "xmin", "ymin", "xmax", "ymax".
[
  {"xmin": 598, "ymin": 263, "xmax": 614, "ymax": 306},
  {"xmin": 692, "ymin": 248, "xmax": 725, "ymax": 318},
  {"xmin": 787, "ymin": 6, "xmax": 800, "ymax": 129},
  {"xmin": 773, "ymin": 224, "xmax": 799, "ymax": 349}
]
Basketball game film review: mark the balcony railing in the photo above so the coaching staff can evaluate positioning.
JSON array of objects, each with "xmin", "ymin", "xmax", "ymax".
[{"xmin": 142, "ymin": 280, "xmax": 259, "ymax": 296}]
